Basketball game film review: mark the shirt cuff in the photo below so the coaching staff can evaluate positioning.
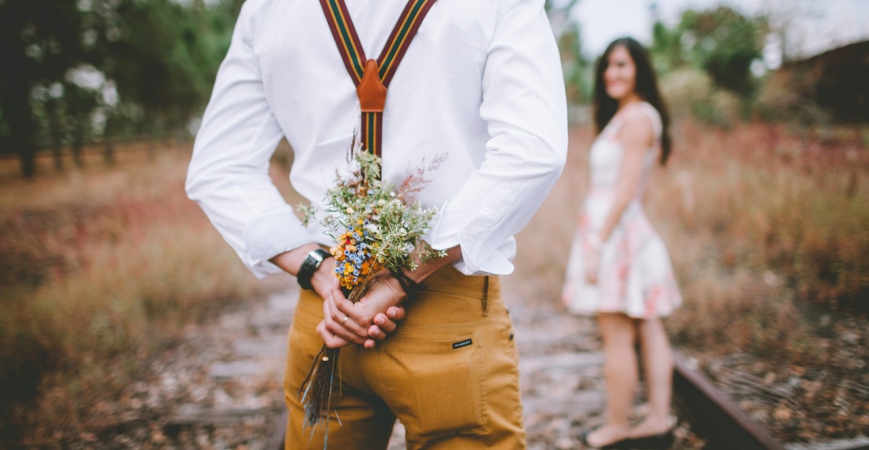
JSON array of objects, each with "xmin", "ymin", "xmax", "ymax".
[
  {"xmin": 242, "ymin": 209, "xmax": 317, "ymax": 272},
  {"xmin": 428, "ymin": 202, "xmax": 517, "ymax": 276}
]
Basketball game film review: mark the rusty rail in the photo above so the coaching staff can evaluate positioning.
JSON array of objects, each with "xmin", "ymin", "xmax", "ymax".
[{"xmin": 673, "ymin": 355, "xmax": 785, "ymax": 450}]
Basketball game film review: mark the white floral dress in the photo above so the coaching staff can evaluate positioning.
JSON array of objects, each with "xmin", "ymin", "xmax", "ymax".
[{"xmin": 561, "ymin": 102, "xmax": 682, "ymax": 319}]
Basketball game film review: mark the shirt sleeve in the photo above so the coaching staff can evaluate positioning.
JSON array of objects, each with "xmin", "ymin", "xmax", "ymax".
[
  {"xmin": 185, "ymin": 1, "xmax": 316, "ymax": 279},
  {"xmin": 428, "ymin": 0, "xmax": 568, "ymax": 276}
]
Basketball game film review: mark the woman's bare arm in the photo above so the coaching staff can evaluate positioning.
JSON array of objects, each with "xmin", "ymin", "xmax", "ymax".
[{"xmin": 585, "ymin": 106, "xmax": 653, "ymax": 284}]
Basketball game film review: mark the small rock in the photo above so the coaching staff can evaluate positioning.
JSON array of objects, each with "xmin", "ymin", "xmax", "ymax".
[{"xmin": 773, "ymin": 407, "xmax": 793, "ymax": 421}]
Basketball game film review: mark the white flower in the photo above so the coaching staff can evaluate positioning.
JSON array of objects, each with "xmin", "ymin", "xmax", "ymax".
[
  {"xmin": 390, "ymin": 191, "xmax": 396, "ymax": 197},
  {"xmin": 346, "ymin": 207, "xmax": 354, "ymax": 214},
  {"xmin": 377, "ymin": 199, "xmax": 386, "ymax": 206}
]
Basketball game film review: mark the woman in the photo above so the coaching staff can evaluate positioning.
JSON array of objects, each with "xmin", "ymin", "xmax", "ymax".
[{"xmin": 561, "ymin": 37, "xmax": 683, "ymax": 449}]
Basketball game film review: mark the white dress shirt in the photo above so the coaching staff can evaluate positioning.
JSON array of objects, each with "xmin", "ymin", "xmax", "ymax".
[{"xmin": 186, "ymin": 0, "xmax": 568, "ymax": 279}]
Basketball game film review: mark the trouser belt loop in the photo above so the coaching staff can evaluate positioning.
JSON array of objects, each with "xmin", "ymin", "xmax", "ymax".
[{"xmin": 482, "ymin": 276, "xmax": 489, "ymax": 317}]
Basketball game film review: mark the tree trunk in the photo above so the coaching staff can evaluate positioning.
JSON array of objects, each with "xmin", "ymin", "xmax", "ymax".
[
  {"xmin": 18, "ymin": 145, "xmax": 36, "ymax": 178},
  {"xmin": 49, "ymin": 101, "xmax": 65, "ymax": 172},
  {"xmin": 10, "ymin": 99, "xmax": 36, "ymax": 178},
  {"xmin": 103, "ymin": 116, "xmax": 115, "ymax": 166},
  {"xmin": 72, "ymin": 120, "xmax": 85, "ymax": 168}
]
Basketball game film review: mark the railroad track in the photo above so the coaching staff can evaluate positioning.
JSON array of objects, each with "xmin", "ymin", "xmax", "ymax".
[
  {"xmin": 264, "ymin": 312, "xmax": 768, "ymax": 450},
  {"xmin": 267, "ymin": 357, "xmax": 780, "ymax": 450},
  {"xmin": 268, "ymin": 353, "xmax": 867, "ymax": 450},
  {"xmin": 176, "ymin": 289, "xmax": 853, "ymax": 450}
]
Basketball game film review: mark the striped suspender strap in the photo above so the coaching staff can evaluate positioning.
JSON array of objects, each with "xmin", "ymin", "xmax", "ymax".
[{"xmin": 320, "ymin": 0, "xmax": 438, "ymax": 157}]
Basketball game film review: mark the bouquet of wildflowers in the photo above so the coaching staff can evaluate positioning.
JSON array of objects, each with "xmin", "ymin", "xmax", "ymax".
[{"xmin": 297, "ymin": 142, "xmax": 445, "ymax": 434}]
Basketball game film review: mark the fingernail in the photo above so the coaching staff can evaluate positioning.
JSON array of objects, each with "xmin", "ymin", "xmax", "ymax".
[
  {"xmin": 375, "ymin": 317, "xmax": 384, "ymax": 325},
  {"xmin": 371, "ymin": 329, "xmax": 379, "ymax": 336}
]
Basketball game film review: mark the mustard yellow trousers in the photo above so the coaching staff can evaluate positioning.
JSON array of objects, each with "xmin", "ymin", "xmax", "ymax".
[{"xmin": 283, "ymin": 267, "xmax": 526, "ymax": 449}]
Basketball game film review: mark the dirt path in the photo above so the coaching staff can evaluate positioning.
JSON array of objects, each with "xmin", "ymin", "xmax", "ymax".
[
  {"xmin": 106, "ymin": 284, "xmax": 704, "ymax": 449},
  {"xmin": 86, "ymin": 289, "xmax": 296, "ymax": 449}
]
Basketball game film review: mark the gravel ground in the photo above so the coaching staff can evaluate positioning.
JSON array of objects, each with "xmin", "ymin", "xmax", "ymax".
[
  {"xmin": 684, "ymin": 313, "xmax": 869, "ymax": 448},
  {"xmin": 67, "ymin": 289, "xmax": 296, "ymax": 449},
  {"xmin": 70, "ymin": 285, "xmax": 709, "ymax": 449}
]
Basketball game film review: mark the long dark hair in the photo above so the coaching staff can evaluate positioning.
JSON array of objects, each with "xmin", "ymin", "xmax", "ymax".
[{"xmin": 593, "ymin": 37, "xmax": 672, "ymax": 165}]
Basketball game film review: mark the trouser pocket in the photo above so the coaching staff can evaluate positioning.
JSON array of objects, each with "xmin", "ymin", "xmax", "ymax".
[{"xmin": 381, "ymin": 330, "xmax": 487, "ymax": 439}]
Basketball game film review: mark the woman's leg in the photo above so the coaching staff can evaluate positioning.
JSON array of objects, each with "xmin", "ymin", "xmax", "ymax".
[
  {"xmin": 630, "ymin": 317, "xmax": 674, "ymax": 437},
  {"xmin": 587, "ymin": 313, "xmax": 637, "ymax": 446}
]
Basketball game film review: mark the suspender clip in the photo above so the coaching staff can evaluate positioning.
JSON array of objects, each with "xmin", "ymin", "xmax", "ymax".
[{"xmin": 358, "ymin": 59, "xmax": 387, "ymax": 113}]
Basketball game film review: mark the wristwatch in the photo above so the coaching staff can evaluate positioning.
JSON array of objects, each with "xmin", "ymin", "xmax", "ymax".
[{"xmin": 297, "ymin": 248, "xmax": 332, "ymax": 291}]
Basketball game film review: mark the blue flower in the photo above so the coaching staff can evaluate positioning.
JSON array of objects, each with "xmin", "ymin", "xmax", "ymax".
[
  {"xmin": 364, "ymin": 219, "xmax": 370, "ymax": 225},
  {"xmin": 344, "ymin": 250, "xmax": 351, "ymax": 256}
]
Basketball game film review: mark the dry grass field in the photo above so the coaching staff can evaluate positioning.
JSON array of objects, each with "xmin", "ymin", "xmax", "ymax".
[
  {"xmin": 506, "ymin": 120, "xmax": 869, "ymax": 442},
  {"xmin": 0, "ymin": 143, "xmax": 297, "ymax": 444},
  {"xmin": 510, "ymin": 120, "xmax": 868, "ymax": 352}
]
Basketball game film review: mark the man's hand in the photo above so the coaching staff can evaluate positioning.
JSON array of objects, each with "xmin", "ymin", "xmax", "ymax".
[
  {"xmin": 320, "ymin": 274, "xmax": 406, "ymax": 349},
  {"xmin": 269, "ymin": 245, "xmax": 403, "ymax": 348},
  {"xmin": 273, "ymin": 244, "xmax": 462, "ymax": 349}
]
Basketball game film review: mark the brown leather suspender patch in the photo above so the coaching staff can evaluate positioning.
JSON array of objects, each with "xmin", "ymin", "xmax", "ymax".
[{"xmin": 320, "ymin": 0, "xmax": 438, "ymax": 157}]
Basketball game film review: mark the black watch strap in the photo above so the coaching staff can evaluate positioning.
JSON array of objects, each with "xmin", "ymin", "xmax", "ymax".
[{"xmin": 298, "ymin": 248, "xmax": 331, "ymax": 291}]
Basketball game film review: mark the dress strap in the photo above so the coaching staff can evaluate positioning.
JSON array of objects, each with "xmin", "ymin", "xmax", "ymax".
[{"xmin": 320, "ymin": 0, "xmax": 438, "ymax": 158}]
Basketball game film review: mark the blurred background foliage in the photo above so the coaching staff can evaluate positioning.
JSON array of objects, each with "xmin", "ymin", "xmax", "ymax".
[
  {"xmin": 2, "ymin": 1, "xmax": 865, "ymax": 176},
  {"xmin": 0, "ymin": 0, "xmax": 245, "ymax": 177}
]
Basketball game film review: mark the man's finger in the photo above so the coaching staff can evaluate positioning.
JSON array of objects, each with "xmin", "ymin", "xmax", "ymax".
[
  {"xmin": 331, "ymin": 284, "xmax": 374, "ymax": 328},
  {"xmin": 324, "ymin": 319, "xmax": 365, "ymax": 345},
  {"xmin": 330, "ymin": 284, "xmax": 356, "ymax": 313},
  {"xmin": 372, "ymin": 314, "xmax": 397, "ymax": 334},
  {"xmin": 386, "ymin": 306, "xmax": 406, "ymax": 320},
  {"xmin": 316, "ymin": 321, "xmax": 352, "ymax": 349},
  {"xmin": 368, "ymin": 324, "xmax": 390, "ymax": 341},
  {"xmin": 326, "ymin": 296, "xmax": 369, "ymax": 339},
  {"xmin": 322, "ymin": 304, "xmax": 366, "ymax": 345}
]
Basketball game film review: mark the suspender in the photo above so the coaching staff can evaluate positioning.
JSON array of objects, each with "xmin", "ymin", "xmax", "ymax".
[{"xmin": 320, "ymin": 0, "xmax": 438, "ymax": 157}]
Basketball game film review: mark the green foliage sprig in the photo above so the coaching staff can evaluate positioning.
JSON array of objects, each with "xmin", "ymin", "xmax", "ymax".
[{"xmin": 301, "ymin": 143, "xmax": 446, "ymax": 292}]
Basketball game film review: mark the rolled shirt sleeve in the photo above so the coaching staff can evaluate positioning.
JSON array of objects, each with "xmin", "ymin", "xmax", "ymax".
[
  {"xmin": 185, "ymin": 1, "xmax": 315, "ymax": 279},
  {"xmin": 429, "ymin": 0, "xmax": 568, "ymax": 275}
]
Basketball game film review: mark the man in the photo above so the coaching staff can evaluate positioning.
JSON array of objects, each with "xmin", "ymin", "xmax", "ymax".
[{"xmin": 186, "ymin": 0, "xmax": 567, "ymax": 448}]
